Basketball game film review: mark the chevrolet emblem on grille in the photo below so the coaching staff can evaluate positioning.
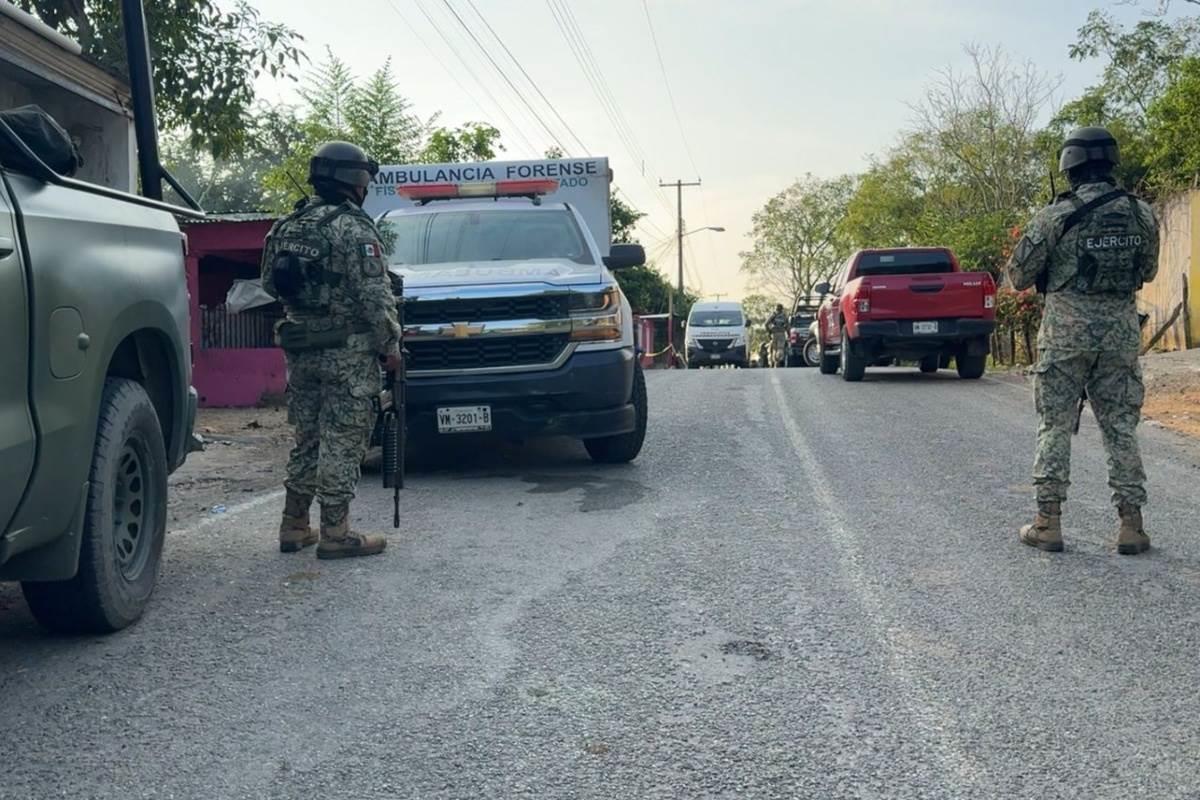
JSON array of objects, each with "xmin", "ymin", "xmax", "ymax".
[{"xmin": 443, "ymin": 322, "xmax": 486, "ymax": 338}]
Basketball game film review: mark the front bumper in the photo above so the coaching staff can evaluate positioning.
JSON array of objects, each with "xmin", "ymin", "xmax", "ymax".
[
  {"xmin": 404, "ymin": 347, "xmax": 636, "ymax": 440},
  {"xmin": 687, "ymin": 345, "xmax": 747, "ymax": 366}
]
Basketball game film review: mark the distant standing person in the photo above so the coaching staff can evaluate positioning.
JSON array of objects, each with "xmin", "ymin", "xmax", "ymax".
[
  {"xmin": 766, "ymin": 304, "xmax": 789, "ymax": 368},
  {"xmin": 261, "ymin": 141, "xmax": 402, "ymax": 559},
  {"xmin": 1005, "ymin": 126, "xmax": 1159, "ymax": 555}
]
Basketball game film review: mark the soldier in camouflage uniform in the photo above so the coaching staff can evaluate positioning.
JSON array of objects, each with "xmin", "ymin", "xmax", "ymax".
[
  {"xmin": 1006, "ymin": 127, "xmax": 1159, "ymax": 555},
  {"xmin": 766, "ymin": 304, "xmax": 789, "ymax": 368},
  {"xmin": 261, "ymin": 141, "xmax": 401, "ymax": 559}
]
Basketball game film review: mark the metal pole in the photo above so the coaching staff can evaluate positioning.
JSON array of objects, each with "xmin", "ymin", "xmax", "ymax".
[
  {"xmin": 660, "ymin": 178, "xmax": 702, "ymax": 367},
  {"xmin": 120, "ymin": 0, "xmax": 163, "ymax": 200}
]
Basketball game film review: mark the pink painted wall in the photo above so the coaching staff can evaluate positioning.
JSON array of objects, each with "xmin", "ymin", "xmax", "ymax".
[
  {"xmin": 194, "ymin": 349, "xmax": 286, "ymax": 408},
  {"xmin": 185, "ymin": 218, "xmax": 285, "ymax": 408}
]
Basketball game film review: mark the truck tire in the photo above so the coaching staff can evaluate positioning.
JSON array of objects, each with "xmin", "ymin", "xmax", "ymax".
[
  {"xmin": 585, "ymin": 362, "xmax": 647, "ymax": 464},
  {"xmin": 956, "ymin": 353, "xmax": 987, "ymax": 380},
  {"xmin": 818, "ymin": 339, "xmax": 838, "ymax": 375},
  {"xmin": 840, "ymin": 330, "xmax": 866, "ymax": 382},
  {"xmin": 803, "ymin": 337, "xmax": 821, "ymax": 368},
  {"xmin": 919, "ymin": 355, "xmax": 940, "ymax": 373},
  {"xmin": 23, "ymin": 378, "xmax": 168, "ymax": 634}
]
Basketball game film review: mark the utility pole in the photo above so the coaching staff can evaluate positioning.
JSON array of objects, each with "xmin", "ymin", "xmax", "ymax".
[{"xmin": 660, "ymin": 178, "xmax": 702, "ymax": 367}]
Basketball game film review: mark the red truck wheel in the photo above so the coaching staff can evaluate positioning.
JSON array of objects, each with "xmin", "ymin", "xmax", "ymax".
[
  {"xmin": 839, "ymin": 330, "xmax": 866, "ymax": 382},
  {"xmin": 957, "ymin": 354, "xmax": 986, "ymax": 379}
]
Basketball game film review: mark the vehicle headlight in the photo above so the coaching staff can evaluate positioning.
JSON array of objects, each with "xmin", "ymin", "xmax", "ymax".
[{"xmin": 570, "ymin": 286, "xmax": 622, "ymax": 341}]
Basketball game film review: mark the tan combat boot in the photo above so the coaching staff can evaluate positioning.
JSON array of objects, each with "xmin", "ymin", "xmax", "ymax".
[
  {"xmin": 316, "ymin": 520, "xmax": 387, "ymax": 560},
  {"xmin": 1116, "ymin": 505, "xmax": 1150, "ymax": 556},
  {"xmin": 1019, "ymin": 502, "xmax": 1063, "ymax": 552},
  {"xmin": 278, "ymin": 490, "xmax": 318, "ymax": 553}
]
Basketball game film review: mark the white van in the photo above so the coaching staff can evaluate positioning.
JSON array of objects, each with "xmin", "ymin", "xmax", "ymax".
[{"xmin": 685, "ymin": 301, "xmax": 750, "ymax": 368}]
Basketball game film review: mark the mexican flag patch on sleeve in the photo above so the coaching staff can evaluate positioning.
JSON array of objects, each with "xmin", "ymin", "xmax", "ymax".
[{"xmin": 362, "ymin": 242, "xmax": 380, "ymax": 258}]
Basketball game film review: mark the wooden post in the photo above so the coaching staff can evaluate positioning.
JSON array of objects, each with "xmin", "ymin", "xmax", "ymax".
[{"xmin": 1183, "ymin": 274, "xmax": 1194, "ymax": 351}]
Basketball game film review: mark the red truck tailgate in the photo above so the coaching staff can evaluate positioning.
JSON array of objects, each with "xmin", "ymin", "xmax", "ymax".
[{"xmin": 858, "ymin": 273, "xmax": 991, "ymax": 321}]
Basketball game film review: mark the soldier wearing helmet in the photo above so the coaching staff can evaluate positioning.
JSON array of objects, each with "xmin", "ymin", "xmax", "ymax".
[
  {"xmin": 260, "ymin": 141, "xmax": 401, "ymax": 559},
  {"xmin": 1006, "ymin": 127, "xmax": 1159, "ymax": 555},
  {"xmin": 765, "ymin": 303, "xmax": 789, "ymax": 368}
]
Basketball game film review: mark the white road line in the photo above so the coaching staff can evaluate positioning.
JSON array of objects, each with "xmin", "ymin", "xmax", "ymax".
[
  {"xmin": 769, "ymin": 371, "xmax": 981, "ymax": 795},
  {"xmin": 169, "ymin": 489, "xmax": 285, "ymax": 537}
]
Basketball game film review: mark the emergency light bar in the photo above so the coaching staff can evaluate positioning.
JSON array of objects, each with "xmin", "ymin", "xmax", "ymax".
[{"xmin": 397, "ymin": 179, "xmax": 560, "ymax": 204}]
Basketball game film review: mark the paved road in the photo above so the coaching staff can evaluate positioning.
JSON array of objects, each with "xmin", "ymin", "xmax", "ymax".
[{"xmin": 3, "ymin": 367, "xmax": 1199, "ymax": 799}]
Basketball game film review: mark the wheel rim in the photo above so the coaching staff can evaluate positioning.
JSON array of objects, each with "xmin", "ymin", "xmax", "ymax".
[
  {"xmin": 805, "ymin": 339, "xmax": 820, "ymax": 366},
  {"xmin": 112, "ymin": 441, "xmax": 151, "ymax": 581}
]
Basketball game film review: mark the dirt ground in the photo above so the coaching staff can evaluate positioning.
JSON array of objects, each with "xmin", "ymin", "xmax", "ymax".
[
  {"xmin": 167, "ymin": 405, "xmax": 293, "ymax": 529},
  {"xmin": 1141, "ymin": 348, "xmax": 1200, "ymax": 439}
]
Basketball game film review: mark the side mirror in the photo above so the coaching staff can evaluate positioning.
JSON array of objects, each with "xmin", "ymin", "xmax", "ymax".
[
  {"xmin": 603, "ymin": 243, "xmax": 646, "ymax": 270},
  {"xmin": 814, "ymin": 282, "xmax": 831, "ymax": 297}
]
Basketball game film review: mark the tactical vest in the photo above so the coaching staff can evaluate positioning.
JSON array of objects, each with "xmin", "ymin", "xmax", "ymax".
[
  {"xmin": 265, "ymin": 201, "xmax": 358, "ymax": 312},
  {"xmin": 1057, "ymin": 190, "xmax": 1145, "ymax": 295}
]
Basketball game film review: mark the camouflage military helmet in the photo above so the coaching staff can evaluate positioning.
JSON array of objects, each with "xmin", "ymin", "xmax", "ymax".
[
  {"xmin": 308, "ymin": 141, "xmax": 379, "ymax": 191},
  {"xmin": 1059, "ymin": 126, "xmax": 1120, "ymax": 173}
]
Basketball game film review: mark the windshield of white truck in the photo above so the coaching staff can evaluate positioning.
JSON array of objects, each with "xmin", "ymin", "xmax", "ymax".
[
  {"xmin": 383, "ymin": 209, "xmax": 595, "ymax": 266},
  {"xmin": 690, "ymin": 311, "xmax": 744, "ymax": 327}
]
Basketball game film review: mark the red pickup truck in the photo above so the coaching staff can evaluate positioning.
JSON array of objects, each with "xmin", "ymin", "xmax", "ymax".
[{"xmin": 814, "ymin": 247, "xmax": 997, "ymax": 382}]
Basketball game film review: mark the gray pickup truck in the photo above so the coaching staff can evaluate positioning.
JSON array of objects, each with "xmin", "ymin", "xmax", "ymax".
[
  {"xmin": 0, "ymin": 167, "xmax": 196, "ymax": 633},
  {"xmin": 0, "ymin": 2, "xmax": 200, "ymax": 633}
]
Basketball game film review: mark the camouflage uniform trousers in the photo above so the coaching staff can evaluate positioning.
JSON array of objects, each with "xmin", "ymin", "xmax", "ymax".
[
  {"xmin": 769, "ymin": 331, "xmax": 788, "ymax": 367},
  {"xmin": 1032, "ymin": 348, "xmax": 1147, "ymax": 508},
  {"xmin": 283, "ymin": 338, "xmax": 381, "ymax": 527}
]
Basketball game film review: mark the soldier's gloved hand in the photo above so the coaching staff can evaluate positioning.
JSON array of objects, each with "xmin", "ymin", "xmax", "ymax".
[{"xmin": 381, "ymin": 352, "xmax": 403, "ymax": 372}]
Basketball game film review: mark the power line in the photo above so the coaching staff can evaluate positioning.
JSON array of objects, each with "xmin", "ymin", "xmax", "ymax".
[
  {"xmin": 409, "ymin": 0, "xmax": 541, "ymax": 155},
  {"xmin": 464, "ymin": 0, "xmax": 589, "ymax": 155},
  {"xmin": 641, "ymin": 0, "xmax": 700, "ymax": 177},
  {"xmin": 545, "ymin": 0, "xmax": 674, "ymax": 216},
  {"xmin": 441, "ymin": 0, "xmax": 570, "ymax": 155},
  {"xmin": 640, "ymin": 0, "xmax": 719, "ymax": 283},
  {"xmin": 383, "ymin": 0, "xmax": 486, "ymax": 117},
  {"xmin": 558, "ymin": 2, "xmax": 677, "ymax": 214}
]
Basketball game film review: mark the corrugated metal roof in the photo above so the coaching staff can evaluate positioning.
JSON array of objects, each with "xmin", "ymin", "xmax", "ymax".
[{"xmin": 184, "ymin": 213, "xmax": 279, "ymax": 225}]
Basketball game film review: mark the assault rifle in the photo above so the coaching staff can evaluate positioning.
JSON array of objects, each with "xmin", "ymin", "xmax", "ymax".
[{"xmin": 380, "ymin": 275, "xmax": 406, "ymax": 527}]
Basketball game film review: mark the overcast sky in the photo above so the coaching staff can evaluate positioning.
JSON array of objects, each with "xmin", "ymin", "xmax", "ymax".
[{"xmin": 251, "ymin": 0, "xmax": 1168, "ymax": 300}]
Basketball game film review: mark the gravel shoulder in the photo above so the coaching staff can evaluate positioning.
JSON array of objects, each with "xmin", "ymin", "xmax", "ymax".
[
  {"xmin": 168, "ymin": 406, "xmax": 292, "ymax": 529},
  {"xmin": 1141, "ymin": 348, "xmax": 1200, "ymax": 438}
]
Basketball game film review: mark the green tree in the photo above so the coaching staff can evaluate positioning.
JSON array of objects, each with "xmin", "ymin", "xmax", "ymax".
[
  {"xmin": 610, "ymin": 193, "xmax": 645, "ymax": 244},
  {"xmin": 842, "ymin": 149, "xmax": 926, "ymax": 248},
  {"xmin": 16, "ymin": 0, "xmax": 303, "ymax": 158},
  {"xmin": 740, "ymin": 174, "xmax": 855, "ymax": 303},
  {"xmin": 262, "ymin": 52, "xmax": 430, "ymax": 211},
  {"xmin": 1146, "ymin": 56, "xmax": 1200, "ymax": 187},
  {"xmin": 1057, "ymin": 11, "xmax": 1200, "ymax": 193},
  {"xmin": 161, "ymin": 105, "xmax": 303, "ymax": 213},
  {"xmin": 420, "ymin": 124, "xmax": 503, "ymax": 163}
]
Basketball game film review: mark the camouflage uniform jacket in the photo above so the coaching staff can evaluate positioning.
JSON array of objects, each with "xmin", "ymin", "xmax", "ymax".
[
  {"xmin": 261, "ymin": 198, "xmax": 401, "ymax": 357},
  {"xmin": 1006, "ymin": 181, "xmax": 1159, "ymax": 353}
]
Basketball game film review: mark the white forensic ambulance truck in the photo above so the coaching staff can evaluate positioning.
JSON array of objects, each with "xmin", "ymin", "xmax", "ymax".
[{"xmin": 366, "ymin": 158, "xmax": 648, "ymax": 463}]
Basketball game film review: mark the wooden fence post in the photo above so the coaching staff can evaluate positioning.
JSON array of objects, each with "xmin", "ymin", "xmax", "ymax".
[{"xmin": 1184, "ymin": 274, "xmax": 1193, "ymax": 351}]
